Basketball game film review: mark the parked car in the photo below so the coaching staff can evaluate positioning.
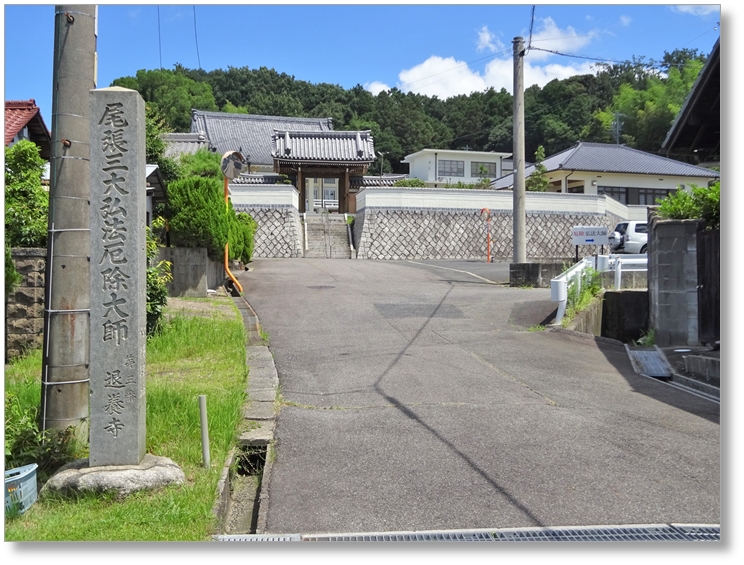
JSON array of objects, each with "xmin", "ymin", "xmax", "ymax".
[{"xmin": 609, "ymin": 221, "xmax": 648, "ymax": 254}]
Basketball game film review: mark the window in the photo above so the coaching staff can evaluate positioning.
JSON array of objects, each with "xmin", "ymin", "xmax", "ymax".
[
  {"xmin": 638, "ymin": 188, "xmax": 674, "ymax": 206},
  {"xmin": 600, "ymin": 186, "xmax": 676, "ymax": 205},
  {"xmin": 439, "ymin": 160, "xmax": 464, "ymax": 177},
  {"xmin": 598, "ymin": 186, "xmax": 627, "ymax": 204},
  {"xmin": 471, "ymin": 161, "xmax": 498, "ymax": 178}
]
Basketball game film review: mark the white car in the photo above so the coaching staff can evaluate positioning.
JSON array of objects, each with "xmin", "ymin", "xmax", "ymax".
[{"xmin": 609, "ymin": 221, "xmax": 648, "ymax": 254}]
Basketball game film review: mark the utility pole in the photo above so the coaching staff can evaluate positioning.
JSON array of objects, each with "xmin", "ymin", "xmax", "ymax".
[
  {"xmin": 512, "ymin": 36, "xmax": 526, "ymax": 263},
  {"xmin": 614, "ymin": 112, "xmax": 623, "ymax": 144},
  {"xmin": 41, "ymin": 5, "xmax": 97, "ymax": 436}
]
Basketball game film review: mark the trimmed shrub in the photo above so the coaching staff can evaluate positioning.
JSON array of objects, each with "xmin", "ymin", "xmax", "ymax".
[{"xmin": 166, "ymin": 175, "xmax": 229, "ymax": 260}]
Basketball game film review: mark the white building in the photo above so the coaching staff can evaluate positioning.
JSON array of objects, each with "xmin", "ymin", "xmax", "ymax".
[{"xmin": 402, "ymin": 149, "xmax": 511, "ymax": 188}]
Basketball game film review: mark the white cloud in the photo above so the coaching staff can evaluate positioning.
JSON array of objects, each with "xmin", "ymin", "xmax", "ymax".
[
  {"xmin": 672, "ymin": 5, "xmax": 720, "ymax": 17},
  {"xmin": 398, "ymin": 56, "xmax": 487, "ymax": 99},
  {"xmin": 476, "ymin": 25, "xmax": 503, "ymax": 53},
  {"xmin": 380, "ymin": 17, "xmax": 600, "ymax": 99},
  {"xmin": 620, "ymin": 15, "xmax": 632, "ymax": 26},
  {"xmin": 394, "ymin": 54, "xmax": 598, "ymax": 99},
  {"xmin": 524, "ymin": 17, "xmax": 597, "ymax": 61},
  {"xmin": 364, "ymin": 81, "xmax": 390, "ymax": 96}
]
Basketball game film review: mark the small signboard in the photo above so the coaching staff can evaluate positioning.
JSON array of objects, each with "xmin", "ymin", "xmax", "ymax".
[{"xmin": 572, "ymin": 225, "xmax": 609, "ymax": 246}]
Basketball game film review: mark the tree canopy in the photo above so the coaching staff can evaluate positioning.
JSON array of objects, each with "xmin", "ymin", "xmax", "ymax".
[{"xmin": 111, "ymin": 47, "xmax": 710, "ymax": 171}]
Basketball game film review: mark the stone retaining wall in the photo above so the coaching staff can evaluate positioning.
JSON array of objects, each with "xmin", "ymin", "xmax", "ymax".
[
  {"xmin": 6, "ymin": 248, "xmax": 46, "ymax": 360},
  {"xmin": 235, "ymin": 205, "xmax": 303, "ymax": 259},
  {"xmin": 354, "ymin": 207, "xmax": 625, "ymax": 261}
]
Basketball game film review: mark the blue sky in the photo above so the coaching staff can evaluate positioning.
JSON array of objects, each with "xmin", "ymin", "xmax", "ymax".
[{"xmin": 2, "ymin": 3, "xmax": 724, "ymax": 128}]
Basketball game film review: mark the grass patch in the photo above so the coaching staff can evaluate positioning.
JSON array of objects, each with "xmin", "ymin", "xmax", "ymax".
[
  {"xmin": 528, "ymin": 324, "xmax": 546, "ymax": 332},
  {"xmin": 4, "ymin": 295, "xmax": 248, "ymax": 541},
  {"xmin": 561, "ymin": 267, "xmax": 602, "ymax": 328},
  {"xmin": 631, "ymin": 328, "xmax": 656, "ymax": 347}
]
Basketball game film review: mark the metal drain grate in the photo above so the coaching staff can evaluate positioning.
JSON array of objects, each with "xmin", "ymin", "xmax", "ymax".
[
  {"xmin": 491, "ymin": 525, "xmax": 689, "ymax": 541},
  {"xmin": 214, "ymin": 534, "xmax": 302, "ymax": 542},
  {"xmin": 306, "ymin": 531, "xmax": 496, "ymax": 542},
  {"xmin": 214, "ymin": 524, "xmax": 719, "ymax": 542},
  {"xmin": 627, "ymin": 348, "xmax": 672, "ymax": 377},
  {"xmin": 670, "ymin": 524, "xmax": 721, "ymax": 541}
]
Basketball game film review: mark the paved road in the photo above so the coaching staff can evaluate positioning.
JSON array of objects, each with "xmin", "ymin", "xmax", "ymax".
[{"xmin": 238, "ymin": 259, "xmax": 719, "ymax": 535}]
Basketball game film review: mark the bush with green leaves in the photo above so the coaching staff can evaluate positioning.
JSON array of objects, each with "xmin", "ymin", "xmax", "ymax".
[
  {"xmin": 166, "ymin": 149, "xmax": 257, "ymax": 264},
  {"xmin": 562, "ymin": 267, "xmax": 602, "ymax": 327},
  {"xmin": 657, "ymin": 181, "xmax": 719, "ymax": 230},
  {"xmin": 525, "ymin": 145, "xmax": 549, "ymax": 192},
  {"xmin": 6, "ymin": 245, "xmax": 23, "ymax": 300},
  {"xmin": 5, "ymin": 356, "xmax": 82, "ymax": 483},
  {"xmin": 166, "ymin": 175, "xmax": 230, "ymax": 260},
  {"xmin": 178, "ymin": 147, "xmax": 223, "ymax": 179},
  {"xmin": 230, "ymin": 212, "xmax": 258, "ymax": 264},
  {"xmin": 393, "ymin": 178, "xmax": 427, "ymax": 187},
  {"xmin": 4, "ymin": 140, "xmax": 49, "ymax": 248},
  {"xmin": 146, "ymin": 219, "xmax": 173, "ymax": 336}
]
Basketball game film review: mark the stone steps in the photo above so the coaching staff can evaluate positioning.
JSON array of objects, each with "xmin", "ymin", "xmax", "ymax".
[{"xmin": 302, "ymin": 215, "xmax": 352, "ymax": 259}]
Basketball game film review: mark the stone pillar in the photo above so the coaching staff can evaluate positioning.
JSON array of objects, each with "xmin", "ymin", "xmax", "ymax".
[
  {"xmin": 88, "ymin": 87, "xmax": 147, "ymax": 466},
  {"xmin": 647, "ymin": 210, "xmax": 702, "ymax": 346}
]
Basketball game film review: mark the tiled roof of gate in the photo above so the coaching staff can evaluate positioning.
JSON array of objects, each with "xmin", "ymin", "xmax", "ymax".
[
  {"xmin": 350, "ymin": 174, "xmax": 408, "ymax": 187},
  {"xmin": 271, "ymin": 130, "xmax": 375, "ymax": 162},
  {"xmin": 5, "ymin": 99, "xmax": 51, "ymax": 159},
  {"xmin": 492, "ymin": 141, "xmax": 719, "ymax": 188},
  {"xmin": 190, "ymin": 110, "xmax": 333, "ymax": 165},
  {"xmin": 230, "ymin": 174, "xmax": 282, "ymax": 185}
]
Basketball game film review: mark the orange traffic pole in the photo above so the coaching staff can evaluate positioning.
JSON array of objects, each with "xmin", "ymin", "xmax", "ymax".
[{"xmin": 224, "ymin": 176, "xmax": 243, "ymax": 294}]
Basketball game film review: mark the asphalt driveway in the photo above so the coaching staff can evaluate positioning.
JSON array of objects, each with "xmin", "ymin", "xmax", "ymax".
[{"xmin": 237, "ymin": 259, "xmax": 720, "ymax": 535}]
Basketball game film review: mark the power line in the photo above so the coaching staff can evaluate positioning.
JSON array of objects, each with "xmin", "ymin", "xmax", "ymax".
[
  {"xmin": 193, "ymin": 5, "xmax": 202, "ymax": 69},
  {"xmin": 527, "ymin": 6, "xmax": 536, "ymax": 51}
]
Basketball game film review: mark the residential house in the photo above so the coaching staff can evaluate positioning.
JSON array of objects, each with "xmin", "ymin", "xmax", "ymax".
[
  {"xmin": 5, "ymin": 99, "xmax": 52, "ymax": 160},
  {"xmin": 5, "ymin": 99, "xmax": 52, "ymax": 185},
  {"xmin": 402, "ymin": 148, "xmax": 511, "ymax": 188},
  {"xmin": 492, "ymin": 141, "xmax": 719, "ymax": 205},
  {"xmin": 661, "ymin": 38, "xmax": 720, "ymax": 168}
]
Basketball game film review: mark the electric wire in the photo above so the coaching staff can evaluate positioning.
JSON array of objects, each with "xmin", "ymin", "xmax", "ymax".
[{"xmin": 193, "ymin": 5, "xmax": 202, "ymax": 69}]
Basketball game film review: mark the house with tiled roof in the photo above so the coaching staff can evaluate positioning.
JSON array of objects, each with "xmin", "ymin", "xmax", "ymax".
[
  {"xmin": 188, "ymin": 110, "xmax": 334, "ymax": 172},
  {"xmin": 5, "ymin": 99, "xmax": 52, "ymax": 160},
  {"xmin": 492, "ymin": 142, "xmax": 719, "ymax": 205}
]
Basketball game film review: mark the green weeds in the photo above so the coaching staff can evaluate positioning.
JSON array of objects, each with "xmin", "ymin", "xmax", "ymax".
[{"xmin": 4, "ymin": 296, "xmax": 248, "ymax": 540}]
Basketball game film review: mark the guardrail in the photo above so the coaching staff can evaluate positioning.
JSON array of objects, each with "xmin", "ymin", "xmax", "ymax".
[
  {"xmin": 597, "ymin": 254, "xmax": 648, "ymax": 290},
  {"xmin": 344, "ymin": 213, "xmax": 355, "ymax": 256},
  {"xmin": 551, "ymin": 254, "xmax": 648, "ymax": 324},
  {"xmin": 313, "ymin": 199, "xmax": 338, "ymax": 210},
  {"xmin": 302, "ymin": 212, "xmax": 308, "ymax": 254},
  {"xmin": 551, "ymin": 257, "xmax": 596, "ymax": 325}
]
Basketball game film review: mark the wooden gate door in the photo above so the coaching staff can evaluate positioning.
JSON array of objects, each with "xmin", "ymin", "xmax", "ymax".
[{"xmin": 697, "ymin": 228, "xmax": 720, "ymax": 346}]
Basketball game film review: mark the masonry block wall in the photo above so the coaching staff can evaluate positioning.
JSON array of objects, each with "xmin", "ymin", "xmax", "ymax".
[
  {"xmin": 158, "ymin": 247, "xmax": 224, "ymax": 297},
  {"xmin": 354, "ymin": 208, "xmax": 624, "ymax": 261},
  {"xmin": 236, "ymin": 205, "xmax": 303, "ymax": 258},
  {"xmin": 647, "ymin": 211, "xmax": 702, "ymax": 346},
  {"xmin": 6, "ymin": 248, "xmax": 46, "ymax": 360}
]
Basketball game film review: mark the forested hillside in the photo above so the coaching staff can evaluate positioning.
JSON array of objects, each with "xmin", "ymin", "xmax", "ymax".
[{"xmin": 112, "ymin": 48, "xmax": 706, "ymax": 174}]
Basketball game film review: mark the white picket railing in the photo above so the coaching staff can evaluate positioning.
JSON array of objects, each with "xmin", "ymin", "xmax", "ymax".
[{"xmin": 551, "ymin": 254, "xmax": 648, "ymax": 324}]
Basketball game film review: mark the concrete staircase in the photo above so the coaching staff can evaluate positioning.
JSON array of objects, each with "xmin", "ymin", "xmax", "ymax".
[{"xmin": 302, "ymin": 214, "xmax": 353, "ymax": 259}]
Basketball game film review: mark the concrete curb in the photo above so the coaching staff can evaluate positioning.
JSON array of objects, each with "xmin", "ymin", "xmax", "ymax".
[{"xmin": 212, "ymin": 291, "xmax": 280, "ymax": 535}]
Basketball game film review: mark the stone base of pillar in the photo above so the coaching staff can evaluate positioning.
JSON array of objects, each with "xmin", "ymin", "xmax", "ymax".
[{"xmin": 39, "ymin": 454, "xmax": 186, "ymax": 500}]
